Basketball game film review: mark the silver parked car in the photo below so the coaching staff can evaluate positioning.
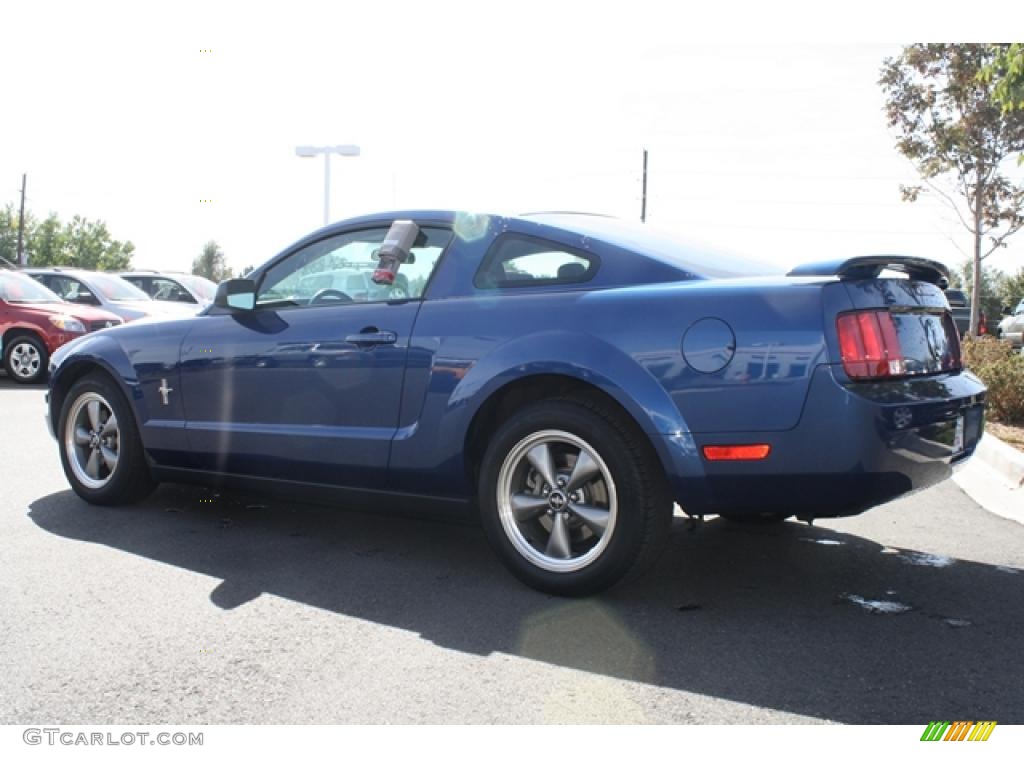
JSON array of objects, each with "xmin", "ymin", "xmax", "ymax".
[
  {"xmin": 119, "ymin": 271, "xmax": 217, "ymax": 307},
  {"xmin": 24, "ymin": 268, "xmax": 197, "ymax": 322}
]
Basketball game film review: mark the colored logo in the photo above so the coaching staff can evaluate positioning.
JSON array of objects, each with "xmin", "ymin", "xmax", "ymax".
[{"xmin": 921, "ymin": 721, "xmax": 996, "ymax": 742}]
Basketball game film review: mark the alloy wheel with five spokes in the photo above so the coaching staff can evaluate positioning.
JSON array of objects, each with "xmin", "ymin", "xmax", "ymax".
[
  {"xmin": 479, "ymin": 397, "xmax": 672, "ymax": 596},
  {"xmin": 496, "ymin": 430, "xmax": 617, "ymax": 573},
  {"xmin": 57, "ymin": 373, "xmax": 157, "ymax": 505},
  {"xmin": 65, "ymin": 392, "xmax": 120, "ymax": 489}
]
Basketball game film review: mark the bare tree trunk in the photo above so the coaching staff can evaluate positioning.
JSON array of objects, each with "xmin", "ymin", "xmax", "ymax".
[{"xmin": 969, "ymin": 180, "xmax": 983, "ymax": 337}]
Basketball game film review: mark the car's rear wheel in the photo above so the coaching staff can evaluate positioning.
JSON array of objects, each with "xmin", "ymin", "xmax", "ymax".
[
  {"xmin": 58, "ymin": 373, "xmax": 157, "ymax": 505},
  {"xmin": 4, "ymin": 333, "xmax": 48, "ymax": 384},
  {"xmin": 478, "ymin": 398, "xmax": 672, "ymax": 596}
]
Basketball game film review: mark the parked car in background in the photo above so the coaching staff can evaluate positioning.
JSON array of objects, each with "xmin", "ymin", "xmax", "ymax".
[
  {"xmin": 45, "ymin": 211, "xmax": 986, "ymax": 596},
  {"xmin": 24, "ymin": 268, "xmax": 196, "ymax": 323},
  {"xmin": 997, "ymin": 300, "xmax": 1024, "ymax": 350},
  {"xmin": 119, "ymin": 271, "xmax": 217, "ymax": 307},
  {"xmin": 0, "ymin": 270, "xmax": 121, "ymax": 384},
  {"xmin": 295, "ymin": 268, "xmax": 374, "ymax": 302},
  {"xmin": 944, "ymin": 289, "xmax": 988, "ymax": 337}
]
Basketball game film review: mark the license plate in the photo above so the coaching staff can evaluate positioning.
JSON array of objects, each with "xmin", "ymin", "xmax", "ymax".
[{"xmin": 953, "ymin": 415, "xmax": 965, "ymax": 454}]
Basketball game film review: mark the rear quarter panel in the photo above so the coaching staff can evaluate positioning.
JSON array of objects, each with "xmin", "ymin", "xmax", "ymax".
[{"xmin": 391, "ymin": 276, "xmax": 833, "ymax": 497}]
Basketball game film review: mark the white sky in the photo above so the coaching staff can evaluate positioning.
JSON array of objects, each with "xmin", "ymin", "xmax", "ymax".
[{"xmin": 3, "ymin": 1, "xmax": 1023, "ymax": 277}]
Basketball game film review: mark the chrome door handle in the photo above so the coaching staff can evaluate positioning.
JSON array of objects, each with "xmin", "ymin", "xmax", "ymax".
[{"xmin": 344, "ymin": 329, "xmax": 398, "ymax": 346}]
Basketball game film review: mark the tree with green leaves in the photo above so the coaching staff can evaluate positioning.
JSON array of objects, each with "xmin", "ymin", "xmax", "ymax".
[
  {"xmin": 0, "ymin": 204, "xmax": 27, "ymax": 264},
  {"xmin": 1000, "ymin": 267, "xmax": 1024, "ymax": 312},
  {"xmin": 1, "ymin": 204, "xmax": 133, "ymax": 270},
  {"xmin": 982, "ymin": 43, "xmax": 1024, "ymax": 113},
  {"xmin": 61, "ymin": 215, "xmax": 135, "ymax": 271},
  {"xmin": 954, "ymin": 261, "xmax": 1006, "ymax": 325},
  {"xmin": 880, "ymin": 44, "xmax": 1024, "ymax": 336},
  {"xmin": 29, "ymin": 213, "xmax": 66, "ymax": 266},
  {"xmin": 192, "ymin": 240, "xmax": 232, "ymax": 282}
]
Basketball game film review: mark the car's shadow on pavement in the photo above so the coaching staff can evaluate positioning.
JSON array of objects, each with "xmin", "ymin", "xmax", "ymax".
[
  {"xmin": 28, "ymin": 485, "xmax": 1024, "ymax": 724},
  {"xmin": 0, "ymin": 375, "xmax": 47, "ymax": 391}
]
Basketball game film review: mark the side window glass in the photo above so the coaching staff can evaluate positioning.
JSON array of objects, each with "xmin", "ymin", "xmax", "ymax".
[
  {"xmin": 123, "ymin": 276, "xmax": 147, "ymax": 293},
  {"xmin": 41, "ymin": 276, "xmax": 64, "ymax": 296},
  {"xmin": 65, "ymin": 279, "xmax": 98, "ymax": 305},
  {"xmin": 257, "ymin": 225, "xmax": 451, "ymax": 309},
  {"xmin": 475, "ymin": 235, "xmax": 598, "ymax": 289},
  {"xmin": 33, "ymin": 275, "xmax": 55, "ymax": 293},
  {"xmin": 151, "ymin": 278, "xmax": 195, "ymax": 303}
]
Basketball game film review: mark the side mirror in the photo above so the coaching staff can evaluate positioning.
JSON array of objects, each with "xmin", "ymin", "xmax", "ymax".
[{"xmin": 214, "ymin": 279, "xmax": 256, "ymax": 311}]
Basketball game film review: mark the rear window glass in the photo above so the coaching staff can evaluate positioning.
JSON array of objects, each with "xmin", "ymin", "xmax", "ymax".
[
  {"xmin": 475, "ymin": 235, "xmax": 598, "ymax": 289},
  {"xmin": 893, "ymin": 312, "xmax": 961, "ymax": 375}
]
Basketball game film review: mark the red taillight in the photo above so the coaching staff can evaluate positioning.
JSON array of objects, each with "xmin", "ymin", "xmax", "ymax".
[
  {"xmin": 835, "ymin": 310, "xmax": 905, "ymax": 379},
  {"xmin": 702, "ymin": 444, "xmax": 772, "ymax": 461}
]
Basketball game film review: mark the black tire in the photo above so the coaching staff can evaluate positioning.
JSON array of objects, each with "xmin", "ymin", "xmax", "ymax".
[
  {"xmin": 478, "ymin": 397, "xmax": 673, "ymax": 596},
  {"xmin": 57, "ymin": 373, "xmax": 157, "ymax": 505},
  {"xmin": 4, "ymin": 333, "xmax": 49, "ymax": 384}
]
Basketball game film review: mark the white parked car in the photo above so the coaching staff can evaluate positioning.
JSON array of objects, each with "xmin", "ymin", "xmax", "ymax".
[{"xmin": 997, "ymin": 300, "xmax": 1024, "ymax": 350}]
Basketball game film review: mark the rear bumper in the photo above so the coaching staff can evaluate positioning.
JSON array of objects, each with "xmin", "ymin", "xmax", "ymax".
[{"xmin": 663, "ymin": 365, "xmax": 986, "ymax": 519}]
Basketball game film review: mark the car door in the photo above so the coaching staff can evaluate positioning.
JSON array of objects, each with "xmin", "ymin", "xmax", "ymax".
[{"xmin": 177, "ymin": 222, "xmax": 451, "ymax": 489}]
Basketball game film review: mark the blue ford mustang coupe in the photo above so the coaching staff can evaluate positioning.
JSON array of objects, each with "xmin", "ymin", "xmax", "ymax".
[{"xmin": 45, "ymin": 211, "xmax": 985, "ymax": 595}]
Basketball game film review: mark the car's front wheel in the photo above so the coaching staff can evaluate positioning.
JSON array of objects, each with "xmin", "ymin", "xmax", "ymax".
[
  {"xmin": 478, "ymin": 397, "xmax": 672, "ymax": 596},
  {"xmin": 58, "ymin": 373, "xmax": 157, "ymax": 505},
  {"xmin": 4, "ymin": 333, "xmax": 48, "ymax": 384}
]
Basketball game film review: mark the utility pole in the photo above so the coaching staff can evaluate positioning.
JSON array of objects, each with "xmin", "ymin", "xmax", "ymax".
[
  {"xmin": 640, "ymin": 149, "xmax": 648, "ymax": 223},
  {"xmin": 17, "ymin": 173, "xmax": 27, "ymax": 265}
]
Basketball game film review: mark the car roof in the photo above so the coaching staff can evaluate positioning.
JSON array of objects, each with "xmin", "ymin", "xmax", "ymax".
[
  {"xmin": 305, "ymin": 210, "xmax": 777, "ymax": 279},
  {"xmin": 120, "ymin": 270, "xmax": 189, "ymax": 276},
  {"xmin": 25, "ymin": 267, "xmax": 94, "ymax": 276}
]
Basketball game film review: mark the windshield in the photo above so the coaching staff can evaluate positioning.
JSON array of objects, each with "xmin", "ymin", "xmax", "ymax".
[
  {"xmin": 87, "ymin": 273, "xmax": 151, "ymax": 301},
  {"xmin": 177, "ymin": 274, "xmax": 217, "ymax": 301},
  {"xmin": 0, "ymin": 272, "xmax": 64, "ymax": 303}
]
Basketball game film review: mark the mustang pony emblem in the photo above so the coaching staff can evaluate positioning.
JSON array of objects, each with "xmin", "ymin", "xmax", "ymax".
[{"xmin": 158, "ymin": 378, "xmax": 173, "ymax": 406}]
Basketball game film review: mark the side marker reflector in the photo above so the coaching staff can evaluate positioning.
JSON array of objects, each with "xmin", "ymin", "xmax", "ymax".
[{"xmin": 702, "ymin": 444, "xmax": 772, "ymax": 461}]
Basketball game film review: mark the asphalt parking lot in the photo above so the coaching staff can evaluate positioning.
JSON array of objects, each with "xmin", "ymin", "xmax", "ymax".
[{"xmin": 2, "ymin": 376, "xmax": 1023, "ymax": 724}]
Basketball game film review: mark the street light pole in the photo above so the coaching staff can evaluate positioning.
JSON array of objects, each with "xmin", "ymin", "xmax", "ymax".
[
  {"xmin": 295, "ymin": 144, "xmax": 361, "ymax": 226},
  {"xmin": 641, "ymin": 149, "xmax": 648, "ymax": 223},
  {"xmin": 17, "ymin": 173, "xmax": 27, "ymax": 265},
  {"xmin": 323, "ymin": 152, "xmax": 331, "ymax": 226}
]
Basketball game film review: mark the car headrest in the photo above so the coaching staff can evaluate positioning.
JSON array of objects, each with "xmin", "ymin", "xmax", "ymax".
[{"xmin": 557, "ymin": 262, "xmax": 586, "ymax": 280}]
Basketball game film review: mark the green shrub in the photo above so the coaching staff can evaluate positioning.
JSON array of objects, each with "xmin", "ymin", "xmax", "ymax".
[
  {"xmin": 962, "ymin": 335, "xmax": 1015, "ymax": 367},
  {"xmin": 962, "ymin": 337, "xmax": 1024, "ymax": 424}
]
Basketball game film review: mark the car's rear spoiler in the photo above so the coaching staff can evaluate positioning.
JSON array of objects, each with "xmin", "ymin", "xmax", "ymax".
[{"xmin": 787, "ymin": 255, "xmax": 949, "ymax": 288}]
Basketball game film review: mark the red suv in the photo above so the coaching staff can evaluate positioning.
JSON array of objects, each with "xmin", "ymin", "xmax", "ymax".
[{"xmin": 1, "ymin": 271, "xmax": 122, "ymax": 384}]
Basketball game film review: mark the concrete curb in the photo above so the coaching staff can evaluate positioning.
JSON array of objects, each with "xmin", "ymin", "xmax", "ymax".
[
  {"xmin": 953, "ymin": 431, "xmax": 1024, "ymax": 526},
  {"xmin": 973, "ymin": 432, "xmax": 1024, "ymax": 489}
]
